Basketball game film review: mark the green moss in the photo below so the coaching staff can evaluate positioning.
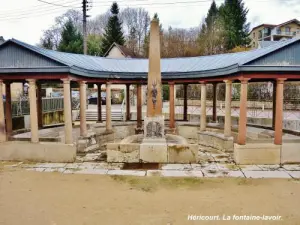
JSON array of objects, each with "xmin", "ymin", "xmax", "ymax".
[{"xmin": 169, "ymin": 145, "xmax": 188, "ymax": 154}]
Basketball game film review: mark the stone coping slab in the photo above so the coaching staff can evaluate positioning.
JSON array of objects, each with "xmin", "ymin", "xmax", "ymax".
[{"xmin": 4, "ymin": 161, "xmax": 299, "ymax": 179}]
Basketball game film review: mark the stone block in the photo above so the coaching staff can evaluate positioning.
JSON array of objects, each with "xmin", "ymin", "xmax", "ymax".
[
  {"xmin": 177, "ymin": 125, "xmax": 198, "ymax": 139},
  {"xmin": 75, "ymin": 169, "xmax": 108, "ymax": 175},
  {"xmin": 140, "ymin": 142, "xmax": 168, "ymax": 163},
  {"xmin": 107, "ymin": 170, "xmax": 146, "ymax": 176},
  {"xmin": 77, "ymin": 139, "xmax": 89, "ymax": 153},
  {"xmin": 281, "ymin": 143, "xmax": 300, "ymax": 164},
  {"xmin": 161, "ymin": 164, "xmax": 192, "ymax": 170},
  {"xmin": 198, "ymin": 131, "xmax": 234, "ymax": 152},
  {"xmin": 167, "ymin": 144, "xmax": 198, "ymax": 163},
  {"xmin": 0, "ymin": 141, "xmax": 76, "ymax": 163},
  {"xmin": 107, "ymin": 144, "xmax": 140, "ymax": 163},
  {"xmin": 243, "ymin": 171, "xmax": 291, "ymax": 178},
  {"xmin": 286, "ymin": 171, "xmax": 300, "ymax": 179},
  {"xmin": 234, "ymin": 143, "xmax": 281, "ymax": 165}
]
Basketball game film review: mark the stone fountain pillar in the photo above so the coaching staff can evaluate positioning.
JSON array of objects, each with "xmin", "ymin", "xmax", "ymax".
[{"xmin": 140, "ymin": 18, "xmax": 167, "ymax": 162}]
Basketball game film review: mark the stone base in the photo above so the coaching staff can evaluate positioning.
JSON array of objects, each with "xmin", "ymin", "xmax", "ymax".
[
  {"xmin": 140, "ymin": 140, "xmax": 168, "ymax": 163},
  {"xmin": 144, "ymin": 116, "xmax": 165, "ymax": 138},
  {"xmin": 168, "ymin": 144, "xmax": 198, "ymax": 163},
  {"xmin": 281, "ymin": 142, "xmax": 300, "ymax": 164},
  {"xmin": 107, "ymin": 135, "xmax": 198, "ymax": 163},
  {"xmin": 0, "ymin": 141, "xmax": 76, "ymax": 163},
  {"xmin": 198, "ymin": 131, "xmax": 234, "ymax": 152},
  {"xmin": 234, "ymin": 143, "xmax": 281, "ymax": 165},
  {"xmin": 107, "ymin": 143, "xmax": 140, "ymax": 163}
]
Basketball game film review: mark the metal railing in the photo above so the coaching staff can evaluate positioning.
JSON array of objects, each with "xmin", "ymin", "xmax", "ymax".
[{"xmin": 4, "ymin": 97, "xmax": 80, "ymax": 117}]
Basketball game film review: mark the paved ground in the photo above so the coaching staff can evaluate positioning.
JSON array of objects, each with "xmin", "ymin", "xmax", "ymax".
[
  {"xmin": 1, "ymin": 167, "xmax": 300, "ymax": 225},
  {"xmin": 3, "ymin": 161, "xmax": 300, "ymax": 179}
]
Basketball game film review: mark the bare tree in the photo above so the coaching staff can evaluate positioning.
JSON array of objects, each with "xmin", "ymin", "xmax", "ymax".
[{"xmin": 120, "ymin": 7, "xmax": 150, "ymax": 54}]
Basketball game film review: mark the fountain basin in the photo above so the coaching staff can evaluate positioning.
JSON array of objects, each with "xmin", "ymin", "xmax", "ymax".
[{"xmin": 107, "ymin": 134, "xmax": 198, "ymax": 163}]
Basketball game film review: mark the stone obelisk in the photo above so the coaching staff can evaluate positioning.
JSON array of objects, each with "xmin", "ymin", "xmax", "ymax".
[
  {"xmin": 143, "ymin": 18, "xmax": 165, "ymax": 140},
  {"xmin": 147, "ymin": 18, "xmax": 162, "ymax": 117}
]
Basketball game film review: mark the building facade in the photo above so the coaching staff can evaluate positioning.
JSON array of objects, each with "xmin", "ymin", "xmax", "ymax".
[{"xmin": 250, "ymin": 19, "xmax": 300, "ymax": 48}]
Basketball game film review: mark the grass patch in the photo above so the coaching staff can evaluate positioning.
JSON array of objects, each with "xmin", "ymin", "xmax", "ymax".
[
  {"xmin": 235, "ymin": 178, "xmax": 255, "ymax": 186},
  {"xmin": 226, "ymin": 164, "xmax": 240, "ymax": 170},
  {"xmin": 110, "ymin": 175, "xmax": 226, "ymax": 192}
]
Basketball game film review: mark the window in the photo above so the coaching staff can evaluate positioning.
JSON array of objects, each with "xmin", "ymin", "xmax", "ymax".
[
  {"xmin": 253, "ymin": 32, "xmax": 256, "ymax": 38},
  {"xmin": 285, "ymin": 26, "xmax": 291, "ymax": 33}
]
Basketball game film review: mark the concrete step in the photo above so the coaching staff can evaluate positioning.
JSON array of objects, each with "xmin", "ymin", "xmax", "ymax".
[{"xmin": 77, "ymin": 110, "xmax": 124, "ymax": 121}]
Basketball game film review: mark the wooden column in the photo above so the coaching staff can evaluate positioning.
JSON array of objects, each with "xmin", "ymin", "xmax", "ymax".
[
  {"xmin": 272, "ymin": 81, "xmax": 277, "ymax": 130},
  {"xmin": 79, "ymin": 81, "xmax": 87, "ymax": 137},
  {"xmin": 169, "ymin": 82, "xmax": 175, "ymax": 129},
  {"xmin": 126, "ymin": 84, "xmax": 130, "ymax": 121},
  {"xmin": 136, "ymin": 84, "xmax": 142, "ymax": 130},
  {"xmin": 62, "ymin": 79, "xmax": 73, "ymax": 144},
  {"xmin": 274, "ymin": 78, "xmax": 286, "ymax": 145},
  {"xmin": 27, "ymin": 79, "xmax": 39, "ymax": 143},
  {"xmin": 0, "ymin": 80, "xmax": 6, "ymax": 142},
  {"xmin": 5, "ymin": 82, "xmax": 12, "ymax": 139},
  {"xmin": 97, "ymin": 83, "xmax": 102, "ymax": 122},
  {"xmin": 200, "ymin": 82, "xmax": 207, "ymax": 131},
  {"xmin": 183, "ymin": 84, "xmax": 188, "ymax": 121},
  {"xmin": 237, "ymin": 78, "xmax": 250, "ymax": 145},
  {"xmin": 37, "ymin": 83, "xmax": 43, "ymax": 129},
  {"xmin": 212, "ymin": 83, "xmax": 217, "ymax": 122},
  {"xmin": 106, "ymin": 82, "xmax": 112, "ymax": 131},
  {"xmin": 224, "ymin": 80, "xmax": 232, "ymax": 137}
]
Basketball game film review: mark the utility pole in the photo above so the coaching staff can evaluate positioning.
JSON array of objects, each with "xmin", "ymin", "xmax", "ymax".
[{"xmin": 82, "ymin": 0, "xmax": 92, "ymax": 55}]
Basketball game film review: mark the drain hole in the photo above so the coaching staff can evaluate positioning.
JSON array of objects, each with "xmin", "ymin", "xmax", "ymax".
[{"xmin": 122, "ymin": 163, "xmax": 159, "ymax": 170}]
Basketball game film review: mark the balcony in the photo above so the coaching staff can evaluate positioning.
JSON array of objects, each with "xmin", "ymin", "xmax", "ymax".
[{"xmin": 271, "ymin": 30, "xmax": 297, "ymax": 36}]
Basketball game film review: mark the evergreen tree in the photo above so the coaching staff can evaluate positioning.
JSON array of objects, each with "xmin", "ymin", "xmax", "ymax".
[
  {"xmin": 57, "ymin": 20, "xmax": 83, "ymax": 53},
  {"xmin": 205, "ymin": 0, "xmax": 218, "ymax": 29},
  {"xmin": 220, "ymin": 0, "xmax": 250, "ymax": 50},
  {"xmin": 101, "ymin": 2, "xmax": 125, "ymax": 55},
  {"xmin": 198, "ymin": 0, "xmax": 225, "ymax": 55}
]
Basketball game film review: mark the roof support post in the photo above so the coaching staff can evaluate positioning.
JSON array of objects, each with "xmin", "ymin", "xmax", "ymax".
[
  {"xmin": 27, "ymin": 79, "xmax": 39, "ymax": 143},
  {"xmin": 237, "ymin": 78, "xmax": 250, "ymax": 145},
  {"xmin": 272, "ymin": 81, "xmax": 277, "ymax": 130},
  {"xmin": 136, "ymin": 84, "xmax": 142, "ymax": 132},
  {"xmin": 79, "ymin": 81, "xmax": 87, "ymax": 137},
  {"xmin": 37, "ymin": 82, "xmax": 43, "ymax": 129},
  {"xmin": 169, "ymin": 82, "xmax": 175, "ymax": 131},
  {"xmin": 274, "ymin": 78, "xmax": 286, "ymax": 145},
  {"xmin": 224, "ymin": 80, "xmax": 232, "ymax": 137},
  {"xmin": 183, "ymin": 84, "xmax": 188, "ymax": 121},
  {"xmin": 97, "ymin": 83, "xmax": 102, "ymax": 123},
  {"xmin": 200, "ymin": 82, "xmax": 207, "ymax": 132},
  {"xmin": 62, "ymin": 78, "xmax": 73, "ymax": 144},
  {"xmin": 0, "ymin": 80, "xmax": 6, "ymax": 142},
  {"xmin": 106, "ymin": 82, "xmax": 112, "ymax": 131},
  {"xmin": 212, "ymin": 83, "xmax": 218, "ymax": 123},
  {"xmin": 126, "ymin": 84, "xmax": 131, "ymax": 121},
  {"xmin": 4, "ymin": 82, "xmax": 12, "ymax": 140}
]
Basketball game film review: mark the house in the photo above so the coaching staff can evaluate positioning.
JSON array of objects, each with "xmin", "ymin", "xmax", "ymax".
[
  {"xmin": 0, "ymin": 37, "xmax": 24, "ymax": 99},
  {"xmin": 250, "ymin": 19, "xmax": 300, "ymax": 48},
  {"xmin": 102, "ymin": 43, "xmax": 143, "ymax": 104},
  {"xmin": 0, "ymin": 36, "xmax": 4, "ymax": 45},
  {"xmin": 104, "ymin": 42, "xmax": 142, "ymax": 58}
]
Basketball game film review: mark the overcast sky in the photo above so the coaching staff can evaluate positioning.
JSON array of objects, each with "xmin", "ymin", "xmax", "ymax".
[{"xmin": 0, "ymin": 0, "xmax": 300, "ymax": 45}]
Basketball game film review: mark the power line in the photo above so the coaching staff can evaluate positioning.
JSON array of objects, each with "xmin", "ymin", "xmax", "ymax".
[
  {"xmin": 0, "ymin": 1, "xmax": 81, "ymax": 20},
  {"xmin": 0, "ymin": 0, "xmax": 79, "ymax": 14},
  {"xmin": 37, "ymin": 0, "xmax": 80, "ymax": 8}
]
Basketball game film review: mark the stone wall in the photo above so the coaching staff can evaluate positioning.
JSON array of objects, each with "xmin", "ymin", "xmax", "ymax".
[{"xmin": 0, "ymin": 141, "xmax": 76, "ymax": 162}]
